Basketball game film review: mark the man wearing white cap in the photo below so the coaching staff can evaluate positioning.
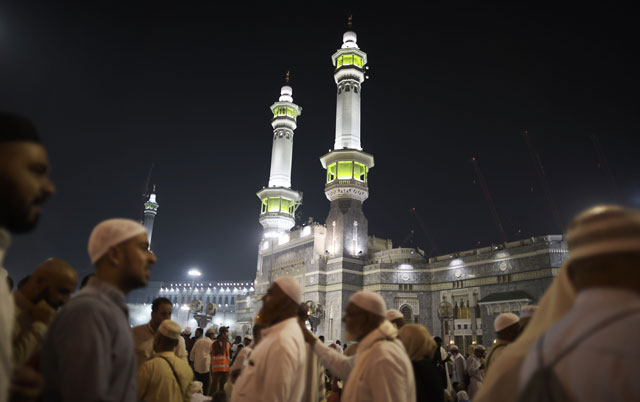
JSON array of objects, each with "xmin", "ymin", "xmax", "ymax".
[
  {"xmin": 485, "ymin": 313, "xmax": 520, "ymax": 375},
  {"xmin": 132, "ymin": 297, "xmax": 188, "ymax": 371},
  {"xmin": 41, "ymin": 218, "xmax": 156, "ymax": 402},
  {"xmin": 449, "ymin": 344, "xmax": 467, "ymax": 389},
  {"xmin": 231, "ymin": 277, "xmax": 306, "ymax": 402},
  {"xmin": 138, "ymin": 320, "xmax": 194, "ymax": 402},
  {"xmin": 466, "ymin": 344, "xmax": 485, "ymax": 400},
  {"xmin": 518, "ymin": 206, "xmax": 640, "ymax": 402},
  {"xmin": 386, "ymin": 308, "xmax": 405, "ymax": 329},
  {"xmin": 300, "ymin": 290, "xmax": 415, "ymax": 402}
]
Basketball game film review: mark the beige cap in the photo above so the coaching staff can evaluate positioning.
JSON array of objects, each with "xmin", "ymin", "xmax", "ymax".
[
  {"xmin": 273, "ymin": 276, "xmax": 302, "ymax": 304},
  {"xmin": 386, "ymin": 309, "xmax": 403, "ymax": 321},
  {"xmin": 157, "ymin": 320, "xmax": 181, "ymax": 340},
  {"xmin": 567, "ymin": 205, "xmax": 640, "ymax": 262},
  {"xmin": 88, "ymin": 218, "xmax": 148, "ymax": 263},
  {"xmin": 350, "ymin": 291, "xmax": 386, "ymax": 317},
  {"xmin": 494, "ymin": 313, "xmax": 520, "ymax": 332}
]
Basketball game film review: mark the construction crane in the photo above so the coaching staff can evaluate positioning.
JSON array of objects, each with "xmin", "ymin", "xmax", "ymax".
[
  {"xmin": 521, "ymin": 130, "xmax": 563, "ymax": 233},
  {"xmin": 471, "ymin": 156, "xmax": 507, "ymax": 244}
]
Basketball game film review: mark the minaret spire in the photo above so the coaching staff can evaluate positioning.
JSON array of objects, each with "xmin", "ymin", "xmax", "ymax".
[
  {"xmin": 143, "ymin": 185, "xmax": 159, "ymax": 248},
  {"xmin": 347, "ymin": 15, "xmax": 353, "ymax": 30},
  {"xmin": 256, "ymin": 76, "xmax": 303, "ymax": 239}
]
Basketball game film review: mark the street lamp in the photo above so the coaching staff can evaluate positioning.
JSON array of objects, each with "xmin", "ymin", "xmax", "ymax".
[{"xmin": 437, "ymin": 295, "xmax": 453, "ymax": 345}]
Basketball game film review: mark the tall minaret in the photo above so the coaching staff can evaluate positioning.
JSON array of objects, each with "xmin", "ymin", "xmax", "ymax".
[
  {"xmin": 320, "ymin": 17, "xmax": 374, "ymax": 259},
  {"xmin": 257, "ymin": 73, "xmax": 303, "ymax": 239},
  {"xmin": 143, "ymin": 185, "xmax": 159, "ymax": 248}
]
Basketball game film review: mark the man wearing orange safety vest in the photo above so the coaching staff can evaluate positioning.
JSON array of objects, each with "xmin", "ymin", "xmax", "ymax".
[{"xmin": 210, "ymin": 326, "xmax": 231, "ymax": 394}]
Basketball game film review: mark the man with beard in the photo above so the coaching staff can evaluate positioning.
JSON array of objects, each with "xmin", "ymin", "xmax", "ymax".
[
  {"xmin": 1, "ymin": 112, "xmax": 56, "ymax": 402},
  {"xmin": 41, "ymin": 219, "xmax": 156, "ymax": 402},
  {"xmin": 300, "ymin": 291, "xmax": 415, "ymax": 402},
  {"xmin": 231, "ymin": 277, "xmax": 306, "ymax": 402},
  {"xmin": 132, "ymin": 297, "xmax": 188, "ymax": 370},
  {"xmin": 13, "ymin": 258, "xmax": 78, "ymax": 367}
]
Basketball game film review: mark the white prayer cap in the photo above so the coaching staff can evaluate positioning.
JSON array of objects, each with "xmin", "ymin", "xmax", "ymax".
[
  {"xmin": 519, "ymin": 305, "xmax": 538, "ymax": 319},
  {"xmin": 273, "ymin": 276, "xmax": 302, "ymax": 304},
  {"xmin": 494, "ymin": 313, "xmax": 520, "ymax": 332},
  {"xmin": 349, "ymin": 291, "xmax": 386, "ymax": 317},
  {"xmin": 449, "ymin": 344, "xmax": 459, "ymax": 351},
  {"xmin": 244, "ymin": 335, "xmax": 252, "ymax": 340},
  {"xmin": 474, "ymin": 344, "xmax": 486, "ymax": 351},
  {"xmin": 205, "ymin": 327, "xmax": 215, "ymax": 335},
  {"xmin": 567, "ymin": 205, "xmax": 640, "ymax": 262},
  {"xmin": 191, "ymin": 381, "xmax": 203, "ymax": 394},
  {"xmin": 386, "ymin": 309, "xmax": 403, "ymax": 321},
  {"xmin": 183, "ymin": 327, "xmax": 191, "ymax": 335},
  {"xmin": 158, "ymin": 320, "xmax": 181, "ymax": 340},
  {"xmin": 88, "ymin": 218, "xmax": 148, "ymax": 264}
]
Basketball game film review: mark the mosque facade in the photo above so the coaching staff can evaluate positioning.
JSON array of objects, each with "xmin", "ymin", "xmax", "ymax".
[{"xmin": 236, "ymin": 22, "xmax": 568, "ymax": 351}]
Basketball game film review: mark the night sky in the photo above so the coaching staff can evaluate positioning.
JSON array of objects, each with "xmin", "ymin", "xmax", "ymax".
[{"xmin": 1, "ymin": 2, "xmax": 638, "ymax": 284}]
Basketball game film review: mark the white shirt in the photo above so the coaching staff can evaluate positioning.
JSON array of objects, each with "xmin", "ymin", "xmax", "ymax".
[
  {"xmin": 231, "ymin": 317, "xmax": 306, "ymax": 402},
  {"xmin": 519, "ymin": 288, "xmax": 640, "ymax": 401},
  {"xmin": 0, "ymin": 229, "xmax": 14, "ymax": 402},
  {"xmin": 452, "ymin": 352, "xmax": 466, "ymax": 385},
  {"xmin": 190, "ymin": 337, "xmax": 213, "ymax": 374}
]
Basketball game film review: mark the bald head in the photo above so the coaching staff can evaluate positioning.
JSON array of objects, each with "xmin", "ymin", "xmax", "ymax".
[{"xmin": 22, "ymin": 258, "xmax": 78, "ymax": 308}]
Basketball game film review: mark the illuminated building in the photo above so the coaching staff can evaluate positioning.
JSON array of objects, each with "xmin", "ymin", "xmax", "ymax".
[{"xmin": 237, "ymin": 19, "xmax": 568, "ymax": 351}]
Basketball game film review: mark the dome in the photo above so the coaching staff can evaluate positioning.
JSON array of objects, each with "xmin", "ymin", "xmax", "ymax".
[
  {"xmin": 342, "ymin": 31, "xmax": 359, "ymax": 49},
  {"xmin": 280, "ymin": 85, "xmax": 293, "ymax": 96}
]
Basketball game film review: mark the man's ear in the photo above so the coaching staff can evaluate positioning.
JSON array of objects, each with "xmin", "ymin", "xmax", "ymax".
[{"xmin": 104, "ymin": 246, "xmax": 122, "ymax": 266}]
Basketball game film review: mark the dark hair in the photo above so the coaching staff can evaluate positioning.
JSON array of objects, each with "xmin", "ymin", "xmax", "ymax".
[
  {"xmin": 0, "ymin": 112, "xmax": 40, "ymax": 143},
  {"xmin": 319, "ymin": 335, "xmax": 325, "ymax": 342},
  {"xmin": 152, "ymin": 297, "xmax": 172, "ymax": 311},
  {"xmin": 196, "ymin": 327, "xmax": 204, "ymax": 334}
]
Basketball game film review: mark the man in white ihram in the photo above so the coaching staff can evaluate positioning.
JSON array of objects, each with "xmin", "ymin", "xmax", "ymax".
[
  {"xmin": 231, "ymin": 277, "xmax": 306, "ymax": 402},
  {"xmin": 300, "ymin": 291, "xmax": 415, "ymax": 402}
]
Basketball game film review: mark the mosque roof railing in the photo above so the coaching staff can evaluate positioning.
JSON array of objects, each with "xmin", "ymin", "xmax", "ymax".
[{"xmin": 478, "ymin": 290, "xmax": 534, "ymax": 304}]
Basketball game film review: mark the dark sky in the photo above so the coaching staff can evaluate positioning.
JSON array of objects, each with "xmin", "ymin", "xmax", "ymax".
[{"xmin": 1, "ymin": 2, "xmax": 638, "ymax": 284}]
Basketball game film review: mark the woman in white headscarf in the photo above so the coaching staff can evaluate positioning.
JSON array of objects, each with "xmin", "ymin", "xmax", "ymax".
[{"xmin": 398, "ymin": 324, "xmax": 445, "ymax": 402}]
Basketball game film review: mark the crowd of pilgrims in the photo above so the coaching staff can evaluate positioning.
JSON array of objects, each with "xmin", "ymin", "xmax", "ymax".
[{"xmin": 1, "ymin": 111, "xmax": 639, "ymax": 402}]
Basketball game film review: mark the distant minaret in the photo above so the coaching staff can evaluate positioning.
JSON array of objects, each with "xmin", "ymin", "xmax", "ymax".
[
  {"xmin": 320, "ymin": 17, "xmax": 374, "ymax": 258},
  {"xmin": 257, "ymin": 72, "xmax": 303, "ymax": 239},
  {"xmin": 143, "ymin": 185, "xmax": 159, "ymax": 247}
]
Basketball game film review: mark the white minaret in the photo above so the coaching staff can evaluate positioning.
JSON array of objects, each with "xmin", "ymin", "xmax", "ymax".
[
  {"xmin": 257, "ymin": 72, "xmax": 303, "ymax": 239},
  {"xmin": 320, "ymin": 17, "xmax": 374, "ymax": 258},
  {"xmin": 143, "ymin": 185, "xmax": 159, "ymax": 248}
]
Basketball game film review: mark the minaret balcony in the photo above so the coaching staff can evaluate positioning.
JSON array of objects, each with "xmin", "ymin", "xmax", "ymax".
[{"xmin": 324, "ymin": 179, "xmax": 369, "ymax": 202}]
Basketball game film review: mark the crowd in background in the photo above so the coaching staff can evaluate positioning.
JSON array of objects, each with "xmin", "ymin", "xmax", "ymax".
[{"xmin": 2, "ymin": 111, "xmax": 639, "ymax": 402}]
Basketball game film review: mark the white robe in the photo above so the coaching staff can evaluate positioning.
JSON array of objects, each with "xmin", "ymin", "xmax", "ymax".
[
  {"xmin": 231, "ymin": 317, "xmax": 306, "ymax": 402},
  {"xmin": 321, "ymin": 320, "xmax": 415, "ymax": 402},
  {"xmin": 0, "ymin": 229, "xmax": 14, "ymax": 402},
  {"xmin": 466, "ymin": 355, "xmax": 483, "ymax": 400},
  {"xmin": 519, "ymin": 288, "xmax": 640, "ymax": 401}
]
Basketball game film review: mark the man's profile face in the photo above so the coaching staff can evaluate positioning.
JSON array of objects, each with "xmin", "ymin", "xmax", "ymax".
[
  {"xmin": 0, "ymin": 142, "xmax": 55, "ymax": 233},
  {"xmin": 44, "ymin": 273, "xmax": 78, "ymax": 309},
  {"xmin": 151, "ymin": 302, "xmax": 172, "ymax": 328},
  {"xmin": 118, "ymin": 233, "xmax": 156, "ymax": 289},
  {"xmin": 342, "ymin": 303, "xmax": 369, "ymax": 341},
  {"xmin": 260, "ymin": 283, "xmax": 289, "ymax": 325}
]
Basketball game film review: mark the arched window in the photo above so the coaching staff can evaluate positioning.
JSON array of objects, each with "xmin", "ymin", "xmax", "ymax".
[
  {"xmin": 231, "ymin": 297, "xmax": 235, "ymax": 305},
  {"xmin": 400, "ymin": 305, "xmax": 412, "ymax": 323}
]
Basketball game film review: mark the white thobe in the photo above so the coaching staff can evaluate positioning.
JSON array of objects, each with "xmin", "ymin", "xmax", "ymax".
[
  {"xmin": 190, "ymin": 337, "xmax": 213, "ymax": 374},
  {"xmin": 466, "ymin": 355, "xmax": 483, "ymax": 400},
  {"xmin": 329, "ymin": 320, "xmax": 415, "ymax": 402},
  {"xmin": 452, "ymin": 353, "xmax": 466, "ymax": 387},
  {"xmin": 0, "ymin": 229, "xmax": 14, "ymax": 402},
  {"xmin": 231, "ymin": 317, "xmax": 306, "ymax": 402},
  {"xmin": 313, "ymin": 341, "xmax": 355, "ymax": 380},
  {"xmin": 519, "ymin": 288, "xmax": 640, "ymax": 401}
]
